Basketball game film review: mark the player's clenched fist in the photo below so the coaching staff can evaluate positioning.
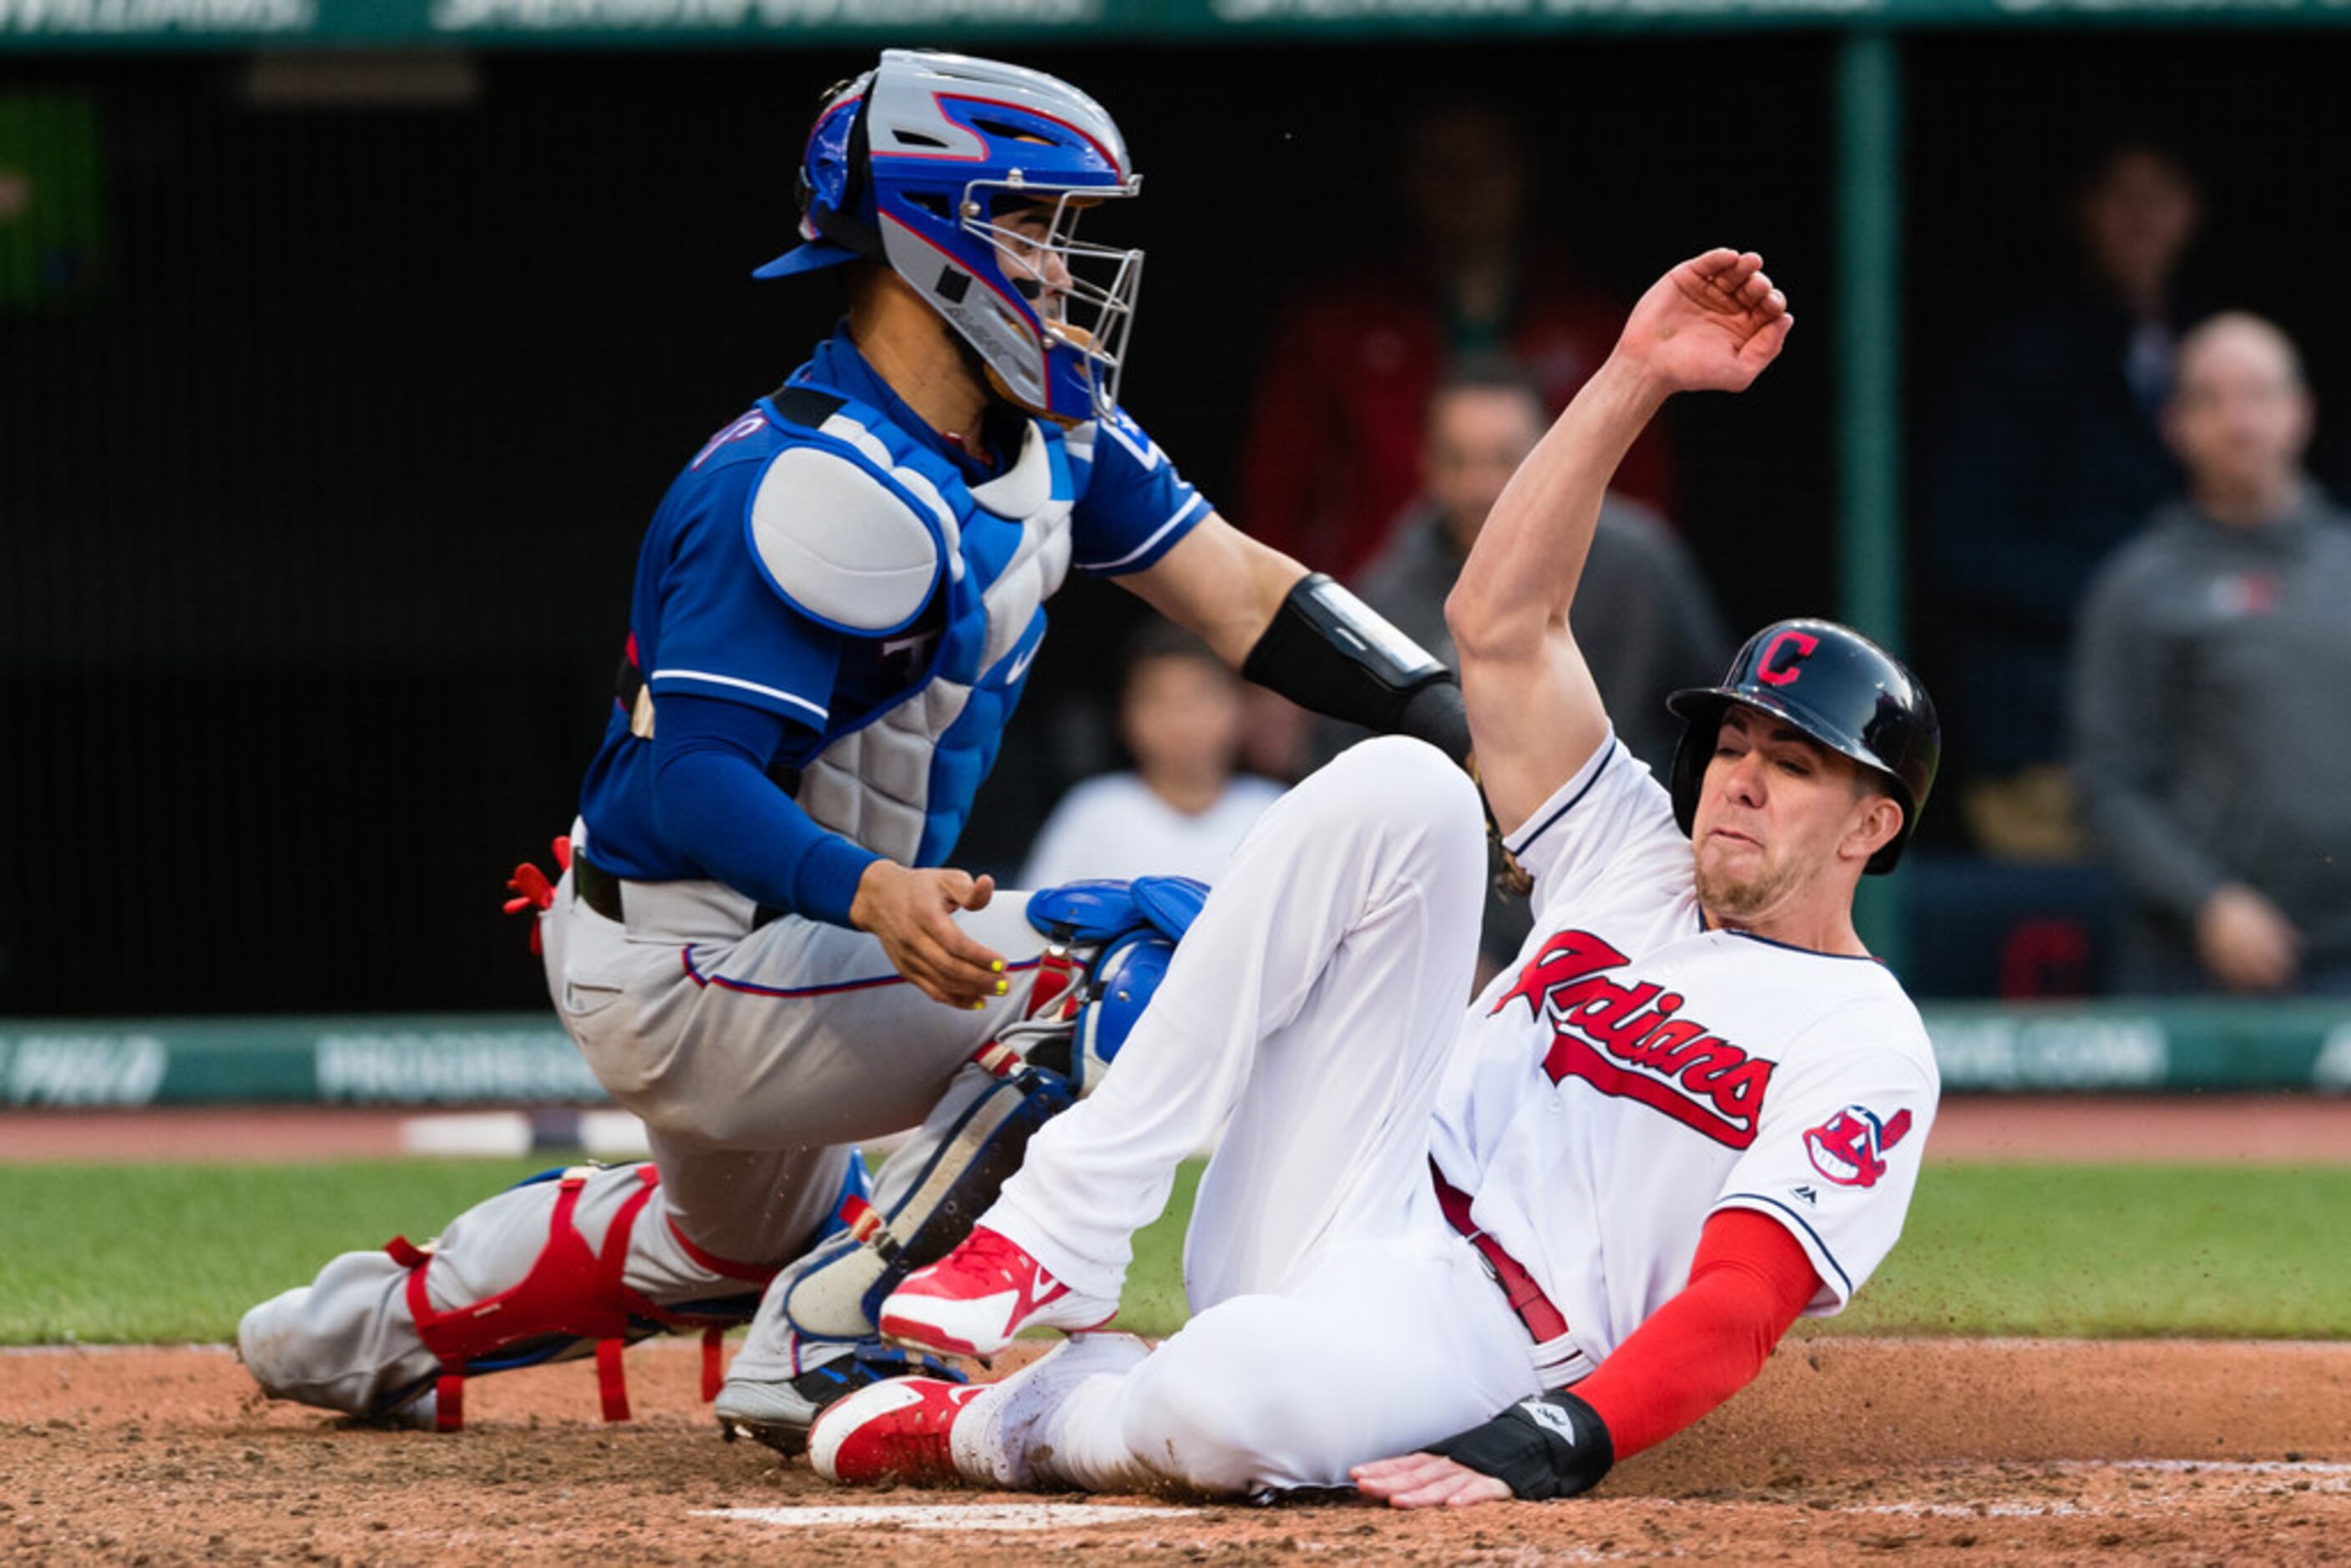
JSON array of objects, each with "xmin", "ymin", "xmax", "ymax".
[
  {"xmin": 1614, "ymin": 248, "xmax": 1792, "ymax": 397},
  {"xmin": 850, "ymin": 860, "xmax": 1009, "ymax": 1009}
]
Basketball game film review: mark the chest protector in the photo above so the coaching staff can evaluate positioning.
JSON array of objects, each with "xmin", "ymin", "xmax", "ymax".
[{"xmin": 754, "ymin": 382, "xmax": 1078, "ymax": 868}]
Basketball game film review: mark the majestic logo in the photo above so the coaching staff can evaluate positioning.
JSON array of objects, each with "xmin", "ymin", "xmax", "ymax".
[
  {"xmin": 1519, "ymin": 1399, "xmax": 1579, "ymax": 1442},
  {"xmin": 1756, "ymin": 629, "xmax": 1821, "ymax": 686},
  {"xmin": 1491, "ymin": 929, "xmax": 1775, "ymax": 1148},
  {"xmin": 1803, "ymin": 1105, "xmax": 1914, "ymax": 1189},
  {"xmin": 690, "ymin": 411, "xmax": 769, "ymax": 471}
]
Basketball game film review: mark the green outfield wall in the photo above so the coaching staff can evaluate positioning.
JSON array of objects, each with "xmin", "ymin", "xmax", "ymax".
[{"xmin": 0, "ymin": 1004, "xmax": 2345, "ymax": 1107}]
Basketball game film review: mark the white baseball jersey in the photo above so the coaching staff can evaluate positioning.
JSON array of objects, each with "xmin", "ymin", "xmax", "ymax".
[{"xmin": 1429, "ymin": 734, "xmax": 1939, "ymax": 1366}]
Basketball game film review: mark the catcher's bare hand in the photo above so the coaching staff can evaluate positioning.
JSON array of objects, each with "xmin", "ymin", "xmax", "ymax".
[
  {"xmin": 1615, "ymin": 248, "xmax": 1792, "ymax": 397},
  {"xmin": 1350, "ymin": 1452, "xmax": 1514, "ymax": 1510},
  {"xmin": 851, "ymin": 861, "xmax": 1007, "ymax": 1009}
]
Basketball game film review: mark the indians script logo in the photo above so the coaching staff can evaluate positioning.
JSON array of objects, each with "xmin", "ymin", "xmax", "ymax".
[
  {"xmin": 1491, "ymin": 929, "xmax": 1774, "ymax": 1148},
  {"xmin": 1803, "ymin": 1105, "xmax": 1914, "ymax": 1190}
]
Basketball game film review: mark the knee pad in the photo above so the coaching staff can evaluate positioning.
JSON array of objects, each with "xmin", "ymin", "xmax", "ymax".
[
  {"xmin": 775, "ymin": 1047, "xmax": 1074, "ymax": 1342},
  {"xmin": 383, "ymin": 1162, "xmax": 774, "ymax": 1430},
  {"xmin": 1014, "ymin": 875, "xmax": 1206, "ymax": 1096}
]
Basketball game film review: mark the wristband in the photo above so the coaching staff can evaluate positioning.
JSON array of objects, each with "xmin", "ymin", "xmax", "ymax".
[
  {"xmin": 1394, "ymin": 679, "xmax": 1472, "ymax": 770},
  {"xmin": 1423, "ymin": 1389, "xmax": 1615, "ymax": 1500},
  {"xmin": 1241, "ymin": 574, "xmax": 1469, "ymax": 766}
]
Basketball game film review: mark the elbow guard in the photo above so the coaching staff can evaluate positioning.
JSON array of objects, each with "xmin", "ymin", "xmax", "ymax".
[
  {"xmin": 1241, "ymin": 574, "xmax": 1470, "ymax": 766},
  {"xmin": 1423, "ymin": 1388, "xmax": 1615, "ymax": 1501}
]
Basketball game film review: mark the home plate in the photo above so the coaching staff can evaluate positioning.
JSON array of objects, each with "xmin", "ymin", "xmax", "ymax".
[{"xmin": 700, "ymin": 1504, "xmax": 1201, "ymax": 1532}]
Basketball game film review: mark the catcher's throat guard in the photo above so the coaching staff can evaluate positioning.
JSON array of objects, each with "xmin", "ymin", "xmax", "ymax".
[{"xmin": 772, "ymin": 876, "xmax": 1202, "ymax": 1343}]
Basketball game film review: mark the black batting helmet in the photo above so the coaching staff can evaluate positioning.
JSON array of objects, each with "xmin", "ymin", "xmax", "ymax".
[{"xmin": 1664, "ymin": 618, "xmax": 1940, "ymax": 875}]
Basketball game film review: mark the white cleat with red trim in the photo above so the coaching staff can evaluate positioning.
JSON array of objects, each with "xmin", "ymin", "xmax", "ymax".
[
  {"xmin": 806, "ymin": 1376, "xmax": 980, "ymax": 1486},
  {"xmin": 810, "ymin": 1333, "xmax": 1153, "ymax": 1490},
  {"xmin": 878, "ymin": 1225, "xmax": 1118, "ymax": 1358}
]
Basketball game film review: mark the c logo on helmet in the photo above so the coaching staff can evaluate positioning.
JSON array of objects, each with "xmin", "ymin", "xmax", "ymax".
[{"xmin": 1756, "ymin": 630, "xmax": 1821, "ymax": 687}]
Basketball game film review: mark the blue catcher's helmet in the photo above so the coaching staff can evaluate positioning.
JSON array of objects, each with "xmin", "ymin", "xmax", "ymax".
[{"xmin": 756, "ymin": 49, "xmax": 1145, "ymax": 426}]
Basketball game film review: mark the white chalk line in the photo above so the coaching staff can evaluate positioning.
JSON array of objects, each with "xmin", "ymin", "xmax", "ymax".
[
  {"xmin": 711, "ymin": 1464, "xmax": 2351, "ymax": 1535},
  {"xmin": 1844, "ymin": 1459, "xmax": 2351, "ymax": 1519},
  {"xmin": 699, "ymin": 1503, "xmax": 1203, "ymax": 1532},
  {"xmin": 2064, "ymin": 1459, "xmax": 2351, "ymax": 1474},
  {"xmin": 1850, "ymin": 1501, "xmax": 2095, "ymax": 1519}
]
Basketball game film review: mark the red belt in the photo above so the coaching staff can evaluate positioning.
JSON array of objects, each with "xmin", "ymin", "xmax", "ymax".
[{"xmin": 1432, "ymin": 1160, "xmax": 1570, "ymax": 1344}]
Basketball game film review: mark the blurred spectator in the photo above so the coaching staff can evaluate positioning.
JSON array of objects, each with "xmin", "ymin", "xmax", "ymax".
[
  {"xmin": 1922, "ymin": 138, "xmax": 2206, "ymax": 859},
  {"xmin": 1318, "ymin": 362, "xmax": 1727, "ymax": 773},
  {"xmin": 2070, "ymin": 313, "xmax": 2351, "ymax": 996},
  {"xmin": 1231, "ymin": 685, "xmax": 1314, "ymax": 791},
  {"xmin": 1237, "ymin": 102, "xmax": 1672, "ymax": 585},
  {"xmin": 1018, "ymin": 622, "xmax": 1287, "ymax": 889},
  {"xmin": 1313, "ymin": 362, "xmax": 1729, "ymax": 978}
]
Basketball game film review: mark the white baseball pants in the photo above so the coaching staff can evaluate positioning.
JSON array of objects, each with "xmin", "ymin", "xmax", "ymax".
[{"xmin": 984, "ymin": 737, "xmax": 1548, "ymax": 1495}]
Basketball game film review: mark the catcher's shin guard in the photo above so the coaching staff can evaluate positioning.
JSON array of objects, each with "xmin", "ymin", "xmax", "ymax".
[
  {"xmin": 383, "ymin": 1163, "xmax": 773, "ymax": 1431},
  {"xmin": 771, "ymin": 876, "xmax": 1202, "ymax": 1346},
  {"xmin": 776, "ymin": 1046, "xmax": 1074, "ymax": 1342}
]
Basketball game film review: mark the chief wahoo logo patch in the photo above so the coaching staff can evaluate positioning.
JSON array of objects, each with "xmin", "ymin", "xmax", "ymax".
[{"xmin": 1803, "ymin": 1105, "xmax": 1914, "ymax": 1190}]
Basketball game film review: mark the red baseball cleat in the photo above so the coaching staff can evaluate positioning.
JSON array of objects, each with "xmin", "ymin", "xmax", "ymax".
[
  {"xmin": 810, "ymin": 1333, "xmax": 1155, "ymax": 1491},
  {"xmin": 879, "ymin": 1225, "xmax": 1119, "ymax": 1358},
  {"xmin": 807, "ymin": 1376, "xmax": 983, "ymax": 1486}
]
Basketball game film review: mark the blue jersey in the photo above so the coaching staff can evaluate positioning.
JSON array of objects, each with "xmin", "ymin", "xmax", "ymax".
[{"xmin": 579, "ymin": 327, "xmax": 1210, "ymax": 903}]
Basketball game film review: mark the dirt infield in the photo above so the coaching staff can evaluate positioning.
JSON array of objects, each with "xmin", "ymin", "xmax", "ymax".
[{"xmin": 5, "ymin": 1336, "xmax": 2346, "ymax": 1565}]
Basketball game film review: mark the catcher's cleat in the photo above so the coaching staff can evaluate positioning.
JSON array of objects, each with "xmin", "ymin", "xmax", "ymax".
[
  {"xmin": 878, "ymin": 1225, "xmax": 1118, "ymax": 1358},
  {"xmin": 714, "ymin": 1341, "xmax": 965, "ymax": 1457},
  {"xmin": 811, "ymin": 1333, "xmax": 1151, "ymax": 1490}
]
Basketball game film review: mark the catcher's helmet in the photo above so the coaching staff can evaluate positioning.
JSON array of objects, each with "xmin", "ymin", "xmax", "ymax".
[
  {"xmin": 1664, "ymin": 618, "xmax": 1940, "ymax": 875},
  {"xmin": 755, "ymin": 49, "xmax": 1145, "ymax": 426}
]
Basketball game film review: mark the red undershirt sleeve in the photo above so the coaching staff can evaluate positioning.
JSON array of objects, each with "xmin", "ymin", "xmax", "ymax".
[{"xmin": 1568, "ymin": 1208, "xmax": 1821, "ymax": 1461}]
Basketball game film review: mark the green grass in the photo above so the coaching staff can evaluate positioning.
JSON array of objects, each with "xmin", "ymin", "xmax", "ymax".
[
  {"xmin": 3, "ymin": 1158, "xmax": 2345, "ymax": 1344},
  {"xmin": 1818, "ymin": 1161, "xmax": 2351, "ymax": 1339},
  {"xmin": 0, "ymin": 1158, "xmax": 554, "ymax": 1344},
  {"xmin": 1120, "ymin": 1159, "xmax": 1201, "ymax": 1338}
]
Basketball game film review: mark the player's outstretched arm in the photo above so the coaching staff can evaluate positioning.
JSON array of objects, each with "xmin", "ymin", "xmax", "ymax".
[
  {"xmin": 1449, "ymin": 250, "xmax": 1790, "ymax": 832},
  {"xmin": 1120, "ymin": 512, "xmax": 1312, "ymax": 669}
]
